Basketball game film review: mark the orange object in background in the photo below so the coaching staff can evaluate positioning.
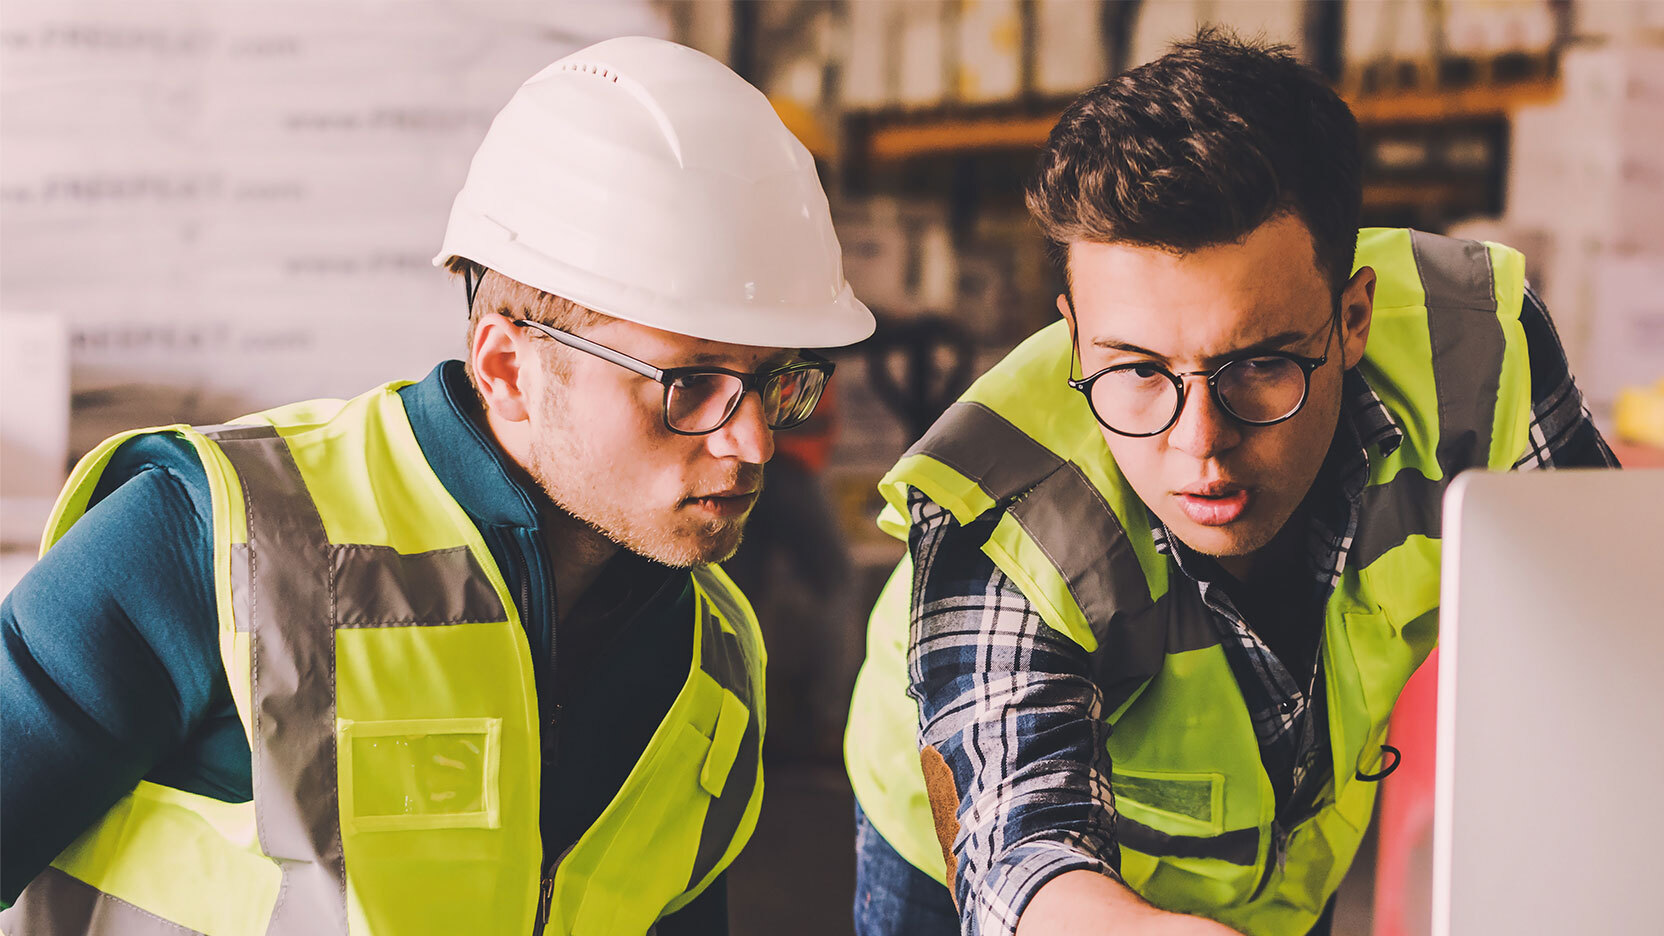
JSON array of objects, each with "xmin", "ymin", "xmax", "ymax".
[
  {"xmin": 1609, "ymin": 440, "xmax": 1664, "ymax": 468},
  {"xmin": 1372, "ymin": 648, "xmax": 1441, "ymax": 936}
]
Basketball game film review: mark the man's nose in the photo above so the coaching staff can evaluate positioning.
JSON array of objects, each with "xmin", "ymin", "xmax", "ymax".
[
  {"xmin": 1165, "ymin": 376, "xmax": 1242, "ymax": 459},
  {"xmin": 707, "ymin": 389, "xmax": 774, "ymax": 465}
]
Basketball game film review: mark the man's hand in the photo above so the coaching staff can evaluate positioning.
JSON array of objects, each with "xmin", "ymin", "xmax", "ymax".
[{"xmin": 1015, "ymin": 871, "xmax": 1245, "ymax": 936}]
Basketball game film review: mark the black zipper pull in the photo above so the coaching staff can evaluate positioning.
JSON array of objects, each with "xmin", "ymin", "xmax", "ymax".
[{"xmin": 533, "ymin": 866, "xmax": 555, "ymax": 934}]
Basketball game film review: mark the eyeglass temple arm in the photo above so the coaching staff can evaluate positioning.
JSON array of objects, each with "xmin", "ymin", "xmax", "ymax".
[{"xmin": 514, "ymin": 319, "xmax": 665, "ymax": 382}]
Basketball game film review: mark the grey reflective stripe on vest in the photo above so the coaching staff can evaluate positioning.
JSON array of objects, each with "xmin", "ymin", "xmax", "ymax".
[
  {"xmin": 1350, "ymin": 471, "xmax": 1444, "ymax": 569},
  {"xmin": 1007, "ymin": 462, "xmax": 1161, "ymax": 639},
  {"xmin": 1350, "ymin": 233, "xmax": 1511, "ymax": 564},
  {"xmin": 686, "ymin": 567, "xmax": 763, "ymax": 890},
  {"xmin": 204, "ymin": 426, "xmax": 517, "ymax": 934},
  {"xmin": 332, "ymin": 545, "xmax": 506, "ymax": 626},
  {"xmin": 0, "ymin": 867, "xmax": 206, "ymax": 936},
  {"xmin": 1117, "ymin": 818, "xmax": 1260, "ymax": 866},
  {"xmin": 909, "ymin": 402, "xmax": 1156, "ymax": 639},
  {"xmin": 904, "ymin": 401, "xmax": 1064, "ymax": 502},
  {"xmin": 1409, "ymin": 230, "xmax": 1506, "ymax": 477},
  {"xmin": 908, "ymin": 401, "xmax": 1214, "ymax": 695},
  {"xmin": 207, "ymin": 426, "xmax": 349, "ymax": 936},
  {"xmin": 229, "ymin": 543, "xmax": 504, "ymax": 632},
  {"xmin": 1091, "ymin": 586, "xmax": 1222, "ymax": 715}
]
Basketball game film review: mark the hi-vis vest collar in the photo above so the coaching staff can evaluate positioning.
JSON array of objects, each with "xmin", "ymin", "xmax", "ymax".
[
  {"xmin": 2, "ymin": 382, "xmax": 766, "ymax": 936},
  {"xmin": 844, "ymin": 229, "xmax": 1532, "ymax": 935}
]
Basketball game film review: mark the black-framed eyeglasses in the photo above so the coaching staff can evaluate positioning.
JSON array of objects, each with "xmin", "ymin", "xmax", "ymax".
[
  {"xmin": 1068, "ymin": 312, "xmax": 1339, "ymax": 438},
  {"xmin": 514, "ymin": 319, "xmax": 835, "ymax": 436}
]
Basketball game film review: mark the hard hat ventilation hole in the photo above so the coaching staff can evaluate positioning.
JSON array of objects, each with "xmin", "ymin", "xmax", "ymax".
[{"xmin": 559, "ymin": 61, "xmax": 619, "ymax": 83}]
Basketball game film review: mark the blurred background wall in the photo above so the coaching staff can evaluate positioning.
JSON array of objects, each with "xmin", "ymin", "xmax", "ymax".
[{"xmin": 4, "ymin": 3, "xmax": 1663, "ymax": 935}]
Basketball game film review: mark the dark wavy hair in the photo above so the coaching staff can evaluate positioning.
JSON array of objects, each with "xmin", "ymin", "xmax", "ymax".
[{"xmin": 1025, "ymin": 28, "xmax": 1362, "ymax": 295}]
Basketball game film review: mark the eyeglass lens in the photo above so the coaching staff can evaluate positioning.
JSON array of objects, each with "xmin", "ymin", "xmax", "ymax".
[
  {"xmin": 665, "ymin": 367, "xmax": 829, "ymax": 433},
  {"xmin": 1090, "ymin": 357, "xmax": 1309, "ymax": 435}
]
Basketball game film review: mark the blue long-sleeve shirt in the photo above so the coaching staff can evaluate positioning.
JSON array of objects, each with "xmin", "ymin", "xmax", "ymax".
[{"xmin": 1, "ymin": 361, "xmax": 727, "ymax": 930}]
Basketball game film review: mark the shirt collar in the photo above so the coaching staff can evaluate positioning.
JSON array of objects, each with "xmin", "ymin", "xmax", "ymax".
[
  {"xmin": 398, "ymin": 360, "xmax": 545, "ymax": 529},
  {"xmin": 1344, "ymin": 367, "xmax": 1402, "ymax": 460}
]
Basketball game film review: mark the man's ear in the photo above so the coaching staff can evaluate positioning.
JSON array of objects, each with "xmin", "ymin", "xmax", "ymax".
[
  {"xmin": 1056, "ymin": 292, "xmax": 1077, "ymax": 345},
  {"xmin": 1339, "ymin": 267, "xmax": 1376, "ymax": 370},
  {"xmin": 471, "ymin": 312, "xmax": 534, "ymax": 422}
]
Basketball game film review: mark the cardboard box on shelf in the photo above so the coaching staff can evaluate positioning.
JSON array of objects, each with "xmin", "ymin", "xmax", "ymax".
[
  {"xmin": 1344, "ymin": 0, "xmax": 1437, "ymax": 67},
  {"xmin": 843, "ymin": 0, "xmax": 897, "ymax": 109},
  {"xmin": 1210, "ymin": 1, "xmax": 1307, "ymax": 59},
  {"xmin": 897, "ymin": 0, "xmax": 947, "ymax": 107},
  {"xmin": 1128, "ymin": 0, "xmax": 1202, "ymax": 70},
  {"xmin": 837, "ymin": 197, "xmax": 983, "ymax": 319},
  {"xmin": 1573, "ymin": 0, "xmax": 1664, "ymax": 44},
  {"xmin": 956, "ymin": 0, "xmax": 1023, "ymax": 103},
  {"xmin": 1442, "ymin": 0, "xmax": 1556, "ymax": 57},
  {"xmin": 838, "ymin": 223, "xmax": 912, "ymax": 314},
  {"xmin": 1508, "ymin": 64, "xmax": 1664, "ymax": 255},
  {"xmin": 1560, "ymin": 42, "xmax": 1664, "ymax": 112},
  {"xmin": 1580, "ymin": 253, "xmax": 1664, "ymax": 412},
  {"xmin": 953, "ymin": 251, "xmax": 1016, "ymax": 342},
  {"xmin": 1551, "ymin": 161, "xmax": 1664, "ymax": 254},
  {"xmin": 1128, "ymin": 0, "xmax": 1305, "ymax": 72},
  {"xmin": 1033, "ymin": 0, "xmax": 1107, "ymax": 95}
]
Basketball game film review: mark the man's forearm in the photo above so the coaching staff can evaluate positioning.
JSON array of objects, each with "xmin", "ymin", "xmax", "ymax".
[{"xmin": 1015, "ymin": 870, "xmax": 1244, "ymax": 936}]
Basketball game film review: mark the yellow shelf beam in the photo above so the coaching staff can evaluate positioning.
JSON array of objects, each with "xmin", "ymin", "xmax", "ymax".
[
  {"xmin": 1342, "ymin": 78, "xmax": 1561, "ymax": 123},
  {"xmin": 854, "ymin": 79, "xmax": 1562, "ymax": 163},
  {"xmin": 866, "ymin": 112, "xmax": 1062, "ymax": 161}
]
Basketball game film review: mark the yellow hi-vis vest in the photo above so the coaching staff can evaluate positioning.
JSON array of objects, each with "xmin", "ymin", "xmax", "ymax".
[
  {"xmin": 1, "ymin": 380, "xmax": 766, "ymax": 936},
  {"xmin": 844, "ymin": 229, "xmax": 1533, "ymax": 935}
]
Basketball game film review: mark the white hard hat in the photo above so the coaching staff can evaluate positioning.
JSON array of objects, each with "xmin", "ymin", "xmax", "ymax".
[{"xmin": 434, "ymin": 36, "xmax": 874, "ymax": 349}]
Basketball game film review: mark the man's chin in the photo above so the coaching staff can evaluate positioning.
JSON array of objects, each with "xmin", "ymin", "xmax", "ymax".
[
  {"xmin": 1165, "ymin": 516, "xmax": 1276, "ymax": 563},
  {"xmin": 620, "ymin": 517, "xmax": 749, "ymax": 569}
]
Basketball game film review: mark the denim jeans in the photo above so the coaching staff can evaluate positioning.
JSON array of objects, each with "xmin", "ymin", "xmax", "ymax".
[
  {"xmin": 852, "ymin": 800, "xmax": 1339, "ymax": 936},
  {"xmin": 852, "ymin": 800, "xmax": 959, "ymax": 936}
]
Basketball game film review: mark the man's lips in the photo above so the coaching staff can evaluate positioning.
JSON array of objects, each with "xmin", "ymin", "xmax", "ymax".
[
  {"xmin": 685, "ymin": 488, "xmax": 759, "ymax": 518},
  {"xmin": 1173, "ymin": 483, "xmax": 1250, "ymax": 527}
]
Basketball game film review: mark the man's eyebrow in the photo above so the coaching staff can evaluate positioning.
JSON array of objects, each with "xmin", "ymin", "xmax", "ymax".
[
  {"xmin": 681, "ymin": 349, "xmax": 800, "ymax": 370},
  {"xmin": 1090, "ymin": 329, "xmax": 1312, "ymax": 365}
]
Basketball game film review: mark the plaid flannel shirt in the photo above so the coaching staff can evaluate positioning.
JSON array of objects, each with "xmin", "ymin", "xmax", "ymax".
[{"xmin": 906, "ymin": 287, "xmax": 1618, "ymax": 936}]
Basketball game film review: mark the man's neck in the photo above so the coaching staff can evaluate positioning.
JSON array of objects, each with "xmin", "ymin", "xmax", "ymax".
[
  {"xmin": 540, "ymin": 505, "xmax": 620, "ymax": 621},
  {"xmin": 471, "ymin": 395, "xmax": 621, "ymax": 621}
]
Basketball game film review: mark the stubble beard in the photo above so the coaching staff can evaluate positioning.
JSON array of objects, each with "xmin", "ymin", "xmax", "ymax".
[{"xmin": 525, "ymin": 393, "xmax": 751, "ymax": 568}]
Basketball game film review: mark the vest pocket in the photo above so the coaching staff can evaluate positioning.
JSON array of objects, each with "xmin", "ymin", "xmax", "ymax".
[
  {"xmin": 699, "ymin": 690, "xmax": 750, "ymax": 797},
  {"xmin": 1113, "ymin": 768, "xmax": 1264, "ymax": 908},
  {"xmin": 1112, "ymin": 767, "xmax": 1226, "ymax": 838},
  {"xmin": 337, "ymin": 716, "xmax": 502, "ymax": 832}
]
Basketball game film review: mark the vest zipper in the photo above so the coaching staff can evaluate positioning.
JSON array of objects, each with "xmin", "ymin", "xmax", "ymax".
[
  {"xmin": 533, "ymin": 868, "xmax": 556, "ymax": 934},
  {"xmin": 1248, "ymin": 820, "xmax": 1287, "ymax": 901},
  {"xmin": 524, "ymin": 537, "xmax": 563, "ymax": 770},
  {"xmin": 518, "ymin": 532, "xmax": 567, "ymax": 934}
]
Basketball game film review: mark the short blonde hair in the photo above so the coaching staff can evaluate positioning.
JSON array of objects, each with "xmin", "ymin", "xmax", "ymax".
[{"xmin": 447, "ymin": 257, "xmax": 607, "ymax": 392}]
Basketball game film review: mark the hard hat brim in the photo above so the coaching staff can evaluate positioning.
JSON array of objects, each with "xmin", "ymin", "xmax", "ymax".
[{"xmin": 433, "ymin": 217, "xmax": 876, "ymax": 350}]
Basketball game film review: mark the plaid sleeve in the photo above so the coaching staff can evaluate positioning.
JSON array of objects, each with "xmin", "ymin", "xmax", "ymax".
[
  {"xmin": 1513, "ymin": 285, "xmax": 1621, "ymax": 469},
  {"xmin": 904, "ymin": 489, "xmax": 1121, "ymax": 936}
]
